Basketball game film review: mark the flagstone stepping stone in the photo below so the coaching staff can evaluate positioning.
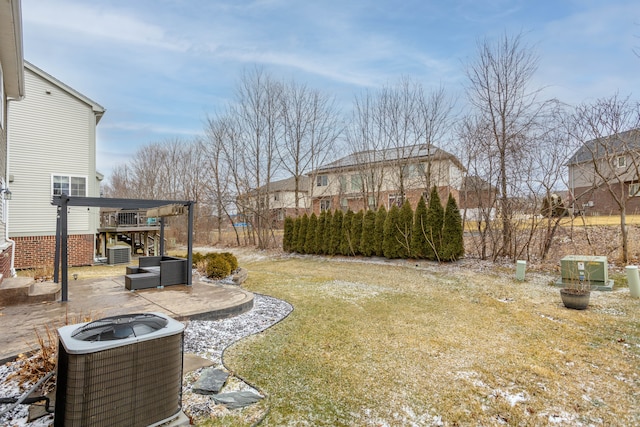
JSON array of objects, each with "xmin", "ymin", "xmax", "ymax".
[
  {"xmin": 192, "ymin": 368, "xmax": 229, "ymax": 395},
  {"xmin": 211, "ymin": 391, "xmax": 263, "ymax": 409}
]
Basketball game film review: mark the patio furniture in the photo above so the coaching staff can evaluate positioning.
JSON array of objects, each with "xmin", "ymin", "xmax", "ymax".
[{"xmin": 125, "ymin": 256, "xmax": 189, "ymax": 291}]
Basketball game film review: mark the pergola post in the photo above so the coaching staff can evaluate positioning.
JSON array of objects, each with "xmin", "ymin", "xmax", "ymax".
[
  {"xmin": 54, "ymin": 207, "xmax": 61, "ymax": 284},
  {"xmin": 60, "ymin": 195, "xmax": 69, "ymax": 302},
  {"xmin": 187, "ymin": 202, "xmax": 194, "ymax": 286}
]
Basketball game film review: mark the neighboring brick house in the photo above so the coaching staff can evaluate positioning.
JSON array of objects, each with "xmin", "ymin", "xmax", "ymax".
[
  {"xmin": 458, "ymin": 175, "xmax": 498, "ymax": 221},
  {"xmin": 567, "ymin": 129, "xmax": 640, "ymax": 215},
  {"xmin": 241, "ymin": 176, "xmax": 310, "ymax": 228},
  {"xmin": 7, "ymin": 61, "xmax": 105, "ymax": 269},
  {"xmin": 0, "ymin": 0, "xmax": 24, "ymax": 278},
  {"xmin": 309, "ymin": 144, "xmax": 466, "ymax": 214}
]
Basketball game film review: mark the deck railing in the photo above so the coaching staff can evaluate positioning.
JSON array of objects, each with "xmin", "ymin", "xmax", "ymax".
[{"xmin": 100, "ymin": 210, "xmax": 159, "ymax": 229}]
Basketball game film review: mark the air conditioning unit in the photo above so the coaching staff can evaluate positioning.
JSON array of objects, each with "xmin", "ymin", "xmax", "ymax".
[
  {"xmin": 54, "ymin": 313, "xmax": 185, "ymax": 427},
  {"xmin": 107, "ymin": 245, "xmax": 130, "ymax": 265}
]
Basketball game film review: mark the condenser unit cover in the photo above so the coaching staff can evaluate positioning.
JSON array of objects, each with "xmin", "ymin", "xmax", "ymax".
[
  {"xmin": 54, "ymin": 312, "xmax": 185, "ymax": 427},
  {"xmin": 107, "ymin": 245, "xmax": 130, "ymax": 265}
]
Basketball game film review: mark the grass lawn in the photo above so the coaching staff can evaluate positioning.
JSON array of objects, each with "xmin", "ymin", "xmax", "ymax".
[{"xmin": 212, "ymin": 254, "xmax": 640, "ymax": 426}]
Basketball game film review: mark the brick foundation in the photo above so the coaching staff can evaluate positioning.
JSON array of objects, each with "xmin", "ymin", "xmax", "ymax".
[{"xmin": 13, "ymin": 234, "xmax": 94, "ymax": 270}]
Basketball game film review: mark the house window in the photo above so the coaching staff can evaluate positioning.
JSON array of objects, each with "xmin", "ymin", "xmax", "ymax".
[
  {"xmin": 351, "ymin": 175, "xmax": 363, "ymax": 192},
  {"xmin": 388, "ymin": 194, "xmax": 404, "ymax": 208},
  {"xmin": 629, "ymin": 183, "xmax": 640, "ymax": 197},
  {"xmin": 320, "ymin": 200, "xmax": 331, "ymax": 211},
  {"xmin": 340, "ymin": 198, "xmax": 348, "ymax": 211},
  {"xmin": 338, "ymin": 176, "xmax": 347, "ymax": 192},
  {"xmin": 52, "ymin": 175, "xmax": 87, "ymax": 196},
  {"xmin": 274, "ymin": 193, "xmax": 280, "ymax": 202},
  {"xmin": 402, "ymin": 163, "xmax": 424, "ymax": 178},
  {"xmin": 316, "ymin": 175, "xmax": 328, "ymax": 187},
  {"xmin": 368, "ymin": 196, "xmax": 376, "ymax": 210},
  {"xmin": 617, "ymin": 156, "xmax": 626, "ymax": 168}
]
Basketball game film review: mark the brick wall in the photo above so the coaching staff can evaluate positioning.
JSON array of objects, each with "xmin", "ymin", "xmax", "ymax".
[
  {"xmin": 573, "ymin": 184, "xmax": 640, "ymax": 216},
  {"xmin": 14, "ymin": 234, "xmax": 94, "ymax": 269}
]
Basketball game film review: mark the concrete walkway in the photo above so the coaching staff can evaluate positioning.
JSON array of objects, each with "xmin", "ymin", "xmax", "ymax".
[{"xmin": 0, "ymin": 276, "xmax": 254, "ymax": 361}]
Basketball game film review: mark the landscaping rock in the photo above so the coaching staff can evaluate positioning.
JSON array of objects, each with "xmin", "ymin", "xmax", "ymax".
[
  {"xmin": 211, "ymin": 391, "xmax": 263, "ymax": 409},
  {"xmin": 192, "ymin": 368, "xmax": 229, "ymax": 395},
  {"xmin": 232, "ymin": 268, "xmax": 248, "ymax": 285}
]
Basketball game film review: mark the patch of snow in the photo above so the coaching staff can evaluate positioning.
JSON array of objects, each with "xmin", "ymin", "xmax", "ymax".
[{"xmin": 501, "ymin": 390, "xmax": 527, "ymax": 407}]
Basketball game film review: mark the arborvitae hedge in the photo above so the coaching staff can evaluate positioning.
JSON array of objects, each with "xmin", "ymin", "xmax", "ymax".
[
  {"xmin": 291, "ymin": 217, "xmax": 301, "ymax": 253},
  {"xmin": 297, "ymin": 214, "xmax": 309, "ymax": 253},
  {"xmin": 425, "ymin": 187, "xmax": 444, "ymax": 261},
  {"xmin": 350, "ymin": 210, "xmax": 364, "ymax": 256},
  {"xmin": 283, "ymin": 216, "xmax": 294, "ymax": 252},
  {"xmin": 383, "ymin": 204, "xmax": 403, "ymax": 259},
  {"xmin": 329, "ymin": 209, "xmax": 343, "ymax": 255},
  {"xmin": 398, "ymin": 200, "xmax": 413, "ymax": 258},
  {"xmin": 315, "ymin": 210, "xmax": 327, "ymax": 254},
  {"xmin": 282, "ymin": 193, "xmax": 464, "ymax": 261},
  {"xmin": 322, "ymin": 210, "xmax": 333, "ymax": 255},
  {"xmin": 374, "ymin": 205, "xmax": 387, "ymax": 257},
  {"xmin": 411, "ymin": 196, "xmax": 428, "ymax": 259},
  {"xmin": 441, "ymin": 193, "xmax": 465, "ymax": 261},
  {"xmin": 360, "ymin": 209, "xmax": 377, "ymax": 256},
  {"xmin": 305, "ymin": 213, "xmax": 318, "ymax": 254},
  {"xmin": 340, "ymin": 210, "xmax": 354, "ymax": 255}
]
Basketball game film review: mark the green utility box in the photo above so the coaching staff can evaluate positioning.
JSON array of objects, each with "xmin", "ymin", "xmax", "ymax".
[{"xmin": 557, "ymin": 255, "xmax": 613, "ymax": 291}]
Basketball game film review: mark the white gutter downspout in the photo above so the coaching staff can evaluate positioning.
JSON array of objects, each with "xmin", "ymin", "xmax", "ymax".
[{"xmin": 6, "ymin": 98, "xmax": 21, "ymax": 277}]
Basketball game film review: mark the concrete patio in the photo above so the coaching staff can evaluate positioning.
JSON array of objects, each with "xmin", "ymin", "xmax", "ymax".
[{"xmin": 0, "ymin": 275, "xmax": 254, "ymax": 362}]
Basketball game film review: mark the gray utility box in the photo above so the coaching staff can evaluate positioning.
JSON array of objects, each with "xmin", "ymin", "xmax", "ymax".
[{"xmin": 556, "ymin": 255, "xmax": 613, "ymax": 291}]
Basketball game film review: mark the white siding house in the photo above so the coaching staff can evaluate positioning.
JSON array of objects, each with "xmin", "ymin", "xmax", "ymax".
[
  {"xmin": 7, "ymin": 61, "xmax": 105, "ymax": 269},
  {"xmin": 0, "ymin": 0, "xmax": 24, "ymax": 278}
]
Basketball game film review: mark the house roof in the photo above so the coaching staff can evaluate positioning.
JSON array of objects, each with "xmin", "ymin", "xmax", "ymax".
[
  {"xmin": 256, "ymin": 176, "xmax": 310, "ymax": 193},
  {"xmin": 460, "ymin": 175, "xmax": 495, "ymax": 192},
  {"xmin": 0, "ymin": 0, "xmax": 24, "ymax": 99},
  {"xmin": 567, "ymin": 128, "xmax": 640, "ymax": 165},
  {"xmin": 315, "ymin": 144, "xmax": 464, "ymax": 173},
  {"xmin": 24, "ymin": 61, "xmax": 106, "ymax": 123}
]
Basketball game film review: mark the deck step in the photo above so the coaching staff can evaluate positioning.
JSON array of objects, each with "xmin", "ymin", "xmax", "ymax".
[{"xmin": 0, "ymin": 277, "xmax": 61, "ymax": 306}]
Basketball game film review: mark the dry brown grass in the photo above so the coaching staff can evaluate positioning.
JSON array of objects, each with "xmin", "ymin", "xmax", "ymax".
[
  {"xmin": 217, "ymin": 254, "xmax": 640, "ymax": 426},
  {"xmin": 8, "ymin": 310, "xmax": 100, "ymax": 393}
]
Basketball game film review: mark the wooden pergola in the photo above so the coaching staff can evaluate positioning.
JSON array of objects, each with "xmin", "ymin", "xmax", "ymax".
[{"xmin": 51, "ymin": 195, "xmax": 195, "ymax": 302}]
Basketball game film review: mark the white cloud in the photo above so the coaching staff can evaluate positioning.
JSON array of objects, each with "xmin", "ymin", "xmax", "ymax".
[
  {"xmin": 100, "ymin": 121, "xmax": 201, "ymax": 137},
  {"xmin": 23, "ymin": 0, "xmax": 189, "ymax": 51}
]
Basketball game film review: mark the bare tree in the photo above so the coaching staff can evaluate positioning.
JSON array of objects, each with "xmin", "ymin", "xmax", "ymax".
[
  {"xmin": 232, "ymin": 67, "xmax": 283, "ymax": 248},
  {"xmin": 456, "ymin": 114, "xmax": 500, "ymax": 260},
  {"xmin": 279, "ymin": 80, "xmax": 342, "ymax": 214},
  {"xmin": 568, "ymin": 94, "xmax": 640, "ymax": 263},
  {"xmin": 417, "ymin": 85, "xmax": 455, "ymax": 191},
  {"xmin": 346, "ymin": 89, "xmax": 390, "ymax": 210},
  {"xmin": 378, "ymin": 77, "xmax": 423, "ymax": 199},
  {"xmin": 465, "ymin": 32, "xmax": 546, "ymax": 259},
  {"xmin": 102, "ymin": 164, "xmax": 134, "ymax": 198}
]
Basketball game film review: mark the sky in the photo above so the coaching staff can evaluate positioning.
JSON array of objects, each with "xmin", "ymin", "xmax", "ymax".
[{"xmin": 20, "ymin": 0, "xmax": 640, "ymax": 179}]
